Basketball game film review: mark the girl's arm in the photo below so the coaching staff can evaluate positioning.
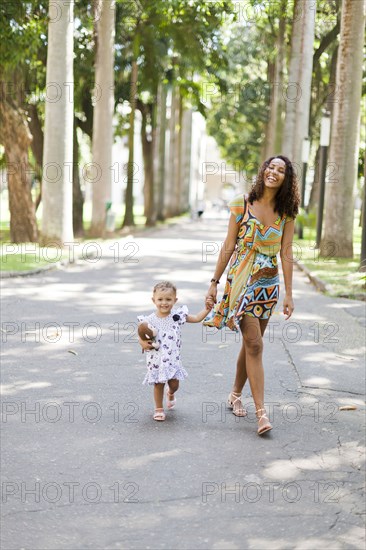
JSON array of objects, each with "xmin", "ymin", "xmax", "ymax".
[
  {"xmin": 186, "ymin": 306, "xmax": 212, "ymax": 324},
  {"xmin": 206, "ymin": 213, "xmax": 240, "ymax": 303},
  {"xmin": 280, "ymin": 219, "xmax": 295, "ymax": 319}
]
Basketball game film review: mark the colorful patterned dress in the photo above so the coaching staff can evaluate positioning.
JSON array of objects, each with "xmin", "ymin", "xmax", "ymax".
[{"xmin": 203, "ymin": 195, "xmax": 291, "ymax": 332}]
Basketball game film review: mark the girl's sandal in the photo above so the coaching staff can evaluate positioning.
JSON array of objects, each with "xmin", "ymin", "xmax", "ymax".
[
  {"xmin": 256, "ymin": 408, "xmax": 272, "ymax": 435},
  {"xmin": 227, "ymin": 391, "xmax": 247, "ymax": 417},
  {"xmin": 153, "ymin": 408, "xmax": 166, "ymax": 421},
  {"xmin": 166, "ymin": 388, "xmax": 176, "ymax": 410}
]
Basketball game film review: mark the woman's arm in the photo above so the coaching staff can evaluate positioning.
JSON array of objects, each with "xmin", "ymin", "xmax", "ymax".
[
  {"xmin": 280, "ymin": 219, "xmax": 295, "ymax": 319},
  {"xmin": 206, "ymin": 213, "xmax": 240, "ymax": 303}
]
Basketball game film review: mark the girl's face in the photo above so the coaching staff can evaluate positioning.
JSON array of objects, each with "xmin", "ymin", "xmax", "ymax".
[
  {"xmin": 264, "ymin": 158, "xmax": 286, "ymax": 190},
  {"xmin": 152, "ymin": 288, "xmax": 177, "ymax": 316}
]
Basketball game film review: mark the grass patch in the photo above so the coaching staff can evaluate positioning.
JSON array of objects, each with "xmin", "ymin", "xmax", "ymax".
[
  {"xmin": 0, "ymin": 243, "xmax": 69, "ymax": 272},
  {"xmin": 0, "ymin": 195, "xmax": 189, "ymax": 273},
  {"xmin": 294, "ymin": 220, "xmax": 365, "ymax": 299}
]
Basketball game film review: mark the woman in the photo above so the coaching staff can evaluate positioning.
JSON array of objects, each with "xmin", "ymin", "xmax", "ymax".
[{"xmin": 204, "ymin": 156, "xmax": 300, "ymax": 435}]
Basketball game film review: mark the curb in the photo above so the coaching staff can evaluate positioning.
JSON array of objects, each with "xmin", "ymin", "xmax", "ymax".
[
  {"xmin": 0, "ymin": 217, "xmax": 190, "ymax": 279},
  {"xmin": 295, "ymin": 260, "xmax": 365, "ymax": 302},
  {"xmin": 295, "ymin": 260, "xmax": 330, "ymax": 293},
  {"xmin": 1, "ymin": 261, "xmax": 66, "ymax": 279}
]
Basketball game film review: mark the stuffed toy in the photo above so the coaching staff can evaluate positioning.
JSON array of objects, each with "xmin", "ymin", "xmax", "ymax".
[{"xmin": 137, "ymin": 321, "xmax": 160, "ymax": 350}]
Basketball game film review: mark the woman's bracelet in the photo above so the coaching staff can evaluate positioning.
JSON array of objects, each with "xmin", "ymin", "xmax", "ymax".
[{"xmin": 210, "ymin": 278, "xmax": 220, "ymax": 284}]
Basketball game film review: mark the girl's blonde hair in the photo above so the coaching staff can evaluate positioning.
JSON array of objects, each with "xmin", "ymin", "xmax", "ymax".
[{"xmin": 153, "ymin": 281, "xmax": 177, "ymax": 294}]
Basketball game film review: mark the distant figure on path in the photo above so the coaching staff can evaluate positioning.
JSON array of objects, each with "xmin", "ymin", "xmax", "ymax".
[
  {"xmin": 204, "ymin": 156, "xmax": 300, "ymax": 435},
  {"xmin": 138, "ymin": 281, "xmax": 212, "ymax": 421}
]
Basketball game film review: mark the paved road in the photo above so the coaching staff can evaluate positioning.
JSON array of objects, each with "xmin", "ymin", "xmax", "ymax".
[{"xmin": 1, "ymin": 216, "xmax": 365, "ymax": 550}]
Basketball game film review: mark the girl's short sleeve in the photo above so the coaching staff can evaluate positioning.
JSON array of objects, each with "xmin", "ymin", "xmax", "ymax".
[
  {"xmin": 172, "ymin": 305, "xmax": 189, "ymax": 326},
  {"xmin": 228, "ymin": 195, "xmax": 245, "ymax": 224}
]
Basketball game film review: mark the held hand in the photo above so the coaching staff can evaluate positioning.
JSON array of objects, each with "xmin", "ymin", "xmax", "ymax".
[
  {"xmin": 205, "ymin": 296, "xmax": 215, "ymax": 310},
  {"xmin": 283, "ymin": 294, "xmax": 294, "ymax": 320},
  {"xmin": 206, "ymin": 284, "xmax": 218, "ymax": 304}
]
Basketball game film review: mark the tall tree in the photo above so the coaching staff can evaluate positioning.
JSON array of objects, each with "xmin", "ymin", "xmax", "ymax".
[
  {"xmin": 122, "ymin": 33, "xmax": 139, "ymax": 227},
  {"xmin": 263, "ymin": 0, "xmax": 287, "ymax": 160},
  {"xmin": 90, "ymin": 0, "xmax": 116, "ymax": 236},
  {"xmin": 0, "ymin": 80, "xmax": 38, "ymax": 242},
  {"xmin": 42, "ymin": 0, "xmax": 74, "ymax": 245},
  {"xmin": 139, "ymin": 100, "xmax": 156, "ymax": 225},
  {"xmin": 282, "ymin": 0, "xmax": 316, "ymax": 173},
  {"xmin": 320, "ymin": 0, "xmax": 365, "ymax": 257},
  {"xmin": 0, "ymin": 2, "xmax": 46, "ymax": 242},
  {"xmin": 156, "ymin": 81, "xmax": 168, "ymax": 222}
]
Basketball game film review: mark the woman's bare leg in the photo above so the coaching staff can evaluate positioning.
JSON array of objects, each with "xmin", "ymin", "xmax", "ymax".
[
  {"xmin": 230, "ymin": 317, "xmax": 269, "ymax": 414},
  {"xmin": 240, "ymin": 315, "xmax": 272, "ymax": 433}
]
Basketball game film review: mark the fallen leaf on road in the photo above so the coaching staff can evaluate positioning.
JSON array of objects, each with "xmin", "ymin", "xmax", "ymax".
[
  {"xmin": 339, "ymin": 405, "xmax": 357, "ymax": 411},
  {"xmin": 68, "ymin": 350, "xmax": 78, "ymax": 356}
]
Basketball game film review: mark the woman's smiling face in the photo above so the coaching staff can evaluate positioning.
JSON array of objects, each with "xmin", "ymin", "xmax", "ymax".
[{"xmin": 264, "ymin": 158, "xmax": 286, "ymax": 189}]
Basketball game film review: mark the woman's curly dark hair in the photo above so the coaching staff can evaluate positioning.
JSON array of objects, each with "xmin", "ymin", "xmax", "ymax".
[{"xmin": 248, "ymin": 155, "xmax": 300, "ymax": 219}]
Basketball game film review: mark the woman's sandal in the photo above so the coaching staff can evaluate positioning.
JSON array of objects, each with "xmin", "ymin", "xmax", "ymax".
[
  {"xmin": 227, "ymin": 391, "xmax": 247, "ymax": 417},
  {"xmin": 256, "ymin": 408, "xmax": 272, "ymax": 435},
  {"xmin": 153, "ymin": 408, "xmax": 166, "ymax": 421},
  {"xmin": 166, "ymin": 388, "xmax": 176, "ymax": 410}
]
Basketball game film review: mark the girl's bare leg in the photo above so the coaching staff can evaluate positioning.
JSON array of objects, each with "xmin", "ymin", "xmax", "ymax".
[
  {"xmin": 153, "ymin": 383, "xmax": 165, "ymax": 409},
  {"xmin": 167, "ymin": 379, "xmax": 179, "ymax": 396},
  {"xmin": 166, "ymin": 379, "xmax": 179, "ymax": 408}
]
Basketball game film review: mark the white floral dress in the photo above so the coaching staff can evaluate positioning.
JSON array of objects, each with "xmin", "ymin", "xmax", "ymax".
[{"xmin": 137, "ymin": 306, "xmax": 189, "ymax": 385}]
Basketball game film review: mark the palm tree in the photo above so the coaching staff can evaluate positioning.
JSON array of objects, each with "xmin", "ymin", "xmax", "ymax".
[
  {"xmin": 90, "ymin": 0, "xmax": 116, "ymax": 236},
  {"xmin": 320, "ymin": 0, "xmax": 365, "ymax": 257},
  {"xmin": 42, "ymin": 0, "xmax": 74, "ymax": 245},
  {"xmin": 282, "ymin": 0, "xmax": 316, "ymax": 172}
]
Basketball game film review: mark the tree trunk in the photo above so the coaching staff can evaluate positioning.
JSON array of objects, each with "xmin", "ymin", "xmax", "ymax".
[
  {"xmin": 156, "ymin": 82, "xmax": 168, "ymax": 221},
  {"xmin": 41, "ymin": 0, "xmax": 74, "ymax": 246},
  {"xmin": 140, "ymin": 103, "xmax": 155, "ymax": 226},
  {"xmin": 320, "ymin": 0, "xmax": 365, "ymax": 257},
  {"xmin": 122, "ymin": 52, "xmax": 138, "ymax": 228},
  {"xmin": 90, "ymin": 0, "xmax": 116, "ymax": 237},
  {"xmin": 166, "ymin": 85, "xmax": 177, "ymax": 218},
  {"xmin": 73, "ymin": 122, "xmax": 84, "ymax": 237},
  {"xmin": 308, "ymin": 45, "xmax": 338, "ymax": 213},
  {"xmin": 0, "ymin": 81, "xmax": 38, "ymax": 243},
  {"xmin": 174, "ymin": 92, "xmax": 184, "ymax": 215},
  {"xmin": 263, "ymin": 4, "xmax": 286, "ymax": 160},
  {"xmin": 308, "ymin": 145, "xmax": 320, "ymax": 211},
  {"xmin": 28, "ymin": 103, "xmax": 44, "ymax": 210},
  {"xmin": 282, "ymin": 0, "xmax": 316, "ymax": 175},
  {"xmin": 181, "ymin": 108, "xmax": 193, "ymax": 213},
  {"xmin": 360, "ymin": 160, "xmax": 366, "ymax": 271}
]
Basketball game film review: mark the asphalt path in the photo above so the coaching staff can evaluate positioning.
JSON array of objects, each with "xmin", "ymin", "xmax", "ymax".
[{"xmin": 1, "ymin": 215, "xmax": 365, "ymax": 550}]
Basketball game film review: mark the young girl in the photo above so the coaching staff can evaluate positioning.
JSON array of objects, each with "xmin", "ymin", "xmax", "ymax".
[{"xmin": 137, "ymin": 281, "xmax": 212, "ymax": 421}]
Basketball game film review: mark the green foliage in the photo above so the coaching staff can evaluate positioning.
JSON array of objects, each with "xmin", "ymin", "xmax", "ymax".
[
  {"xmin": 114, "ymin": 0, "xmax": 234, "ymax": 118},
  {"xmin": 296, "ymin": 208, "xmax": 317, "ymax": 231},
  {"xmin": 205, "ymin": 18, "xmax": 274, "ymax": 172},
  {"xmin": 0, "ymin": 2, "xmax": 48, "ymax": 72},
  {"xmin": 203, "ymin": 0, "xmax": 352, "ymax": 176}
]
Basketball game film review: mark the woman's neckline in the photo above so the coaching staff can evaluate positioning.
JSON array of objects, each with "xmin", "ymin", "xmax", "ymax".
[{"xmin": 247, "ymin": 203, "xmax": 281, "ymax": 227}]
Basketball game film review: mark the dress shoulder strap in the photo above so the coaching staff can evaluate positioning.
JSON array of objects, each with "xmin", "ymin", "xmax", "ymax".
[{"xmin": 243, "ymin": 193, "xmax": 248, "ymax": 215}]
